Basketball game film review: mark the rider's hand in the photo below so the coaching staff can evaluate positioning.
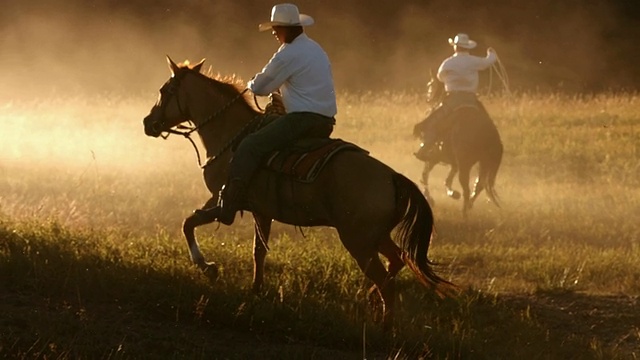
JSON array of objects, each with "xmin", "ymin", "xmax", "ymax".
[{"xmin": 264, "ymin": 92, "xmax": 286, "ymax": 116}]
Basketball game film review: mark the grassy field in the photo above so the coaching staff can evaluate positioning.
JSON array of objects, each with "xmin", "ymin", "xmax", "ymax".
[{"xmin": 1, "ymin": 91, "xmax": 639, "ymax": 359}]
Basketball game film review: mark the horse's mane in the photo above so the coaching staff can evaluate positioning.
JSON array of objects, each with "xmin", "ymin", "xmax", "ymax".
[{"xmin": 177, "ymin": 60, "xmax": 256, "ymax": 110}]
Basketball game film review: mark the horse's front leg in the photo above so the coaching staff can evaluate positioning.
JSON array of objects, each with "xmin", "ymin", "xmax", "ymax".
[
  {"xmin": 252, "ymin": 214, "xmax": 272, "ymax": 293},
  {"xmin": 445, "ymin": 164, "xmax": 461, "ymax": 200},
  {"xmin": 182, "ymin": 197, "xmax": 220, "ymax": 276}
]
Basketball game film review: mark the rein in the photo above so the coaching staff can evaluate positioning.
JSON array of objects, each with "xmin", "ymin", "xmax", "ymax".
[
  {"xmin": 162, "ymin": 87, "xmax": 266, "ymax": 168},
  {"xmin": 200, "ymin": 113, "xmax": 266, "ymax": 168},
  {"xmin": 253, "ymin": 94, "xmax": 265, "ymax": 112}
]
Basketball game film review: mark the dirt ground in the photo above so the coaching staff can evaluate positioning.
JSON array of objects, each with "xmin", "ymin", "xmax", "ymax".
[{"xmin": 504, "ymin": 292, "xmax": 640, "ymax": 356}]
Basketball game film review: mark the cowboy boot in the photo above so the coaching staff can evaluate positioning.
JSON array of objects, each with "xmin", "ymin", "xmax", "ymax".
[
  {"xmin": 414, "ymin": 142, "xmax": 434, "ymax": 161},
  {"xmin": 420, "ymin": 128, "xmax": 439, "ymax": 150},
  {"xmin": 216, "ymin": 178, "xmax": 248, "ymax": 226}
]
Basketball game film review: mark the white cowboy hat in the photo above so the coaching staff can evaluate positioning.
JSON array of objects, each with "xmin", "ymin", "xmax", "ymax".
[
  {"xmin": 258, "ymin": 4, "xmax": 314, "ymax": 32},
  {"xmin": 448, "ymin": 33, "xmax": 477, "ymax": 49}
]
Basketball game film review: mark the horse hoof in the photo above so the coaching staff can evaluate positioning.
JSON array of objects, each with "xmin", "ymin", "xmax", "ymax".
[
  {"xmin": 251, "ymin": 283, "xmax": 264, "ymax": 295},
  {"xmin": 447, "ymin": 190, "xmax": 461, "ymax": 200},
  {"xmin": 201, "ymin": 262, "xmax": 220, "ymax": 279}
]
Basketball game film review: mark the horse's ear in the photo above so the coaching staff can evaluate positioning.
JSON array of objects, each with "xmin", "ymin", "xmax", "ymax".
[
  {"xmin": 429, "ymin": 68, "xmax": 435, "ymax": 80},
  {"xmin": 192, "ymin": 58, "xmax": 206, "ymax": 73},
  {"xmin": 166, "ymin": 55, "xmax": 180, "ymax": 76}
]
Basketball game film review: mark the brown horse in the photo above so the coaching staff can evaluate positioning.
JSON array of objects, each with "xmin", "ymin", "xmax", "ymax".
[
  {"xmin": 416, "ymin": 75, "xmax": 503, "ymax": 218},
  {"xmin": 142, "ymin": 57, "xmax": 455, "ymax": 329}
]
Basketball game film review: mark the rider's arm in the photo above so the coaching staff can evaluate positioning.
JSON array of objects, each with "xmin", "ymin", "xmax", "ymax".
[
  {"xmin": 474, "ymin": 48, "xmax": 498, "ymax": 70},
  {"xmin": 248, "ymin": 54, "xmax": 293, "ymax": 96}
]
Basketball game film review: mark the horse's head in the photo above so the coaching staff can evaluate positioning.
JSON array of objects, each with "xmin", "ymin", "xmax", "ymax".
[{"xmin": 143, "ymin": 56, "xmax": 205, "ymax": 138}]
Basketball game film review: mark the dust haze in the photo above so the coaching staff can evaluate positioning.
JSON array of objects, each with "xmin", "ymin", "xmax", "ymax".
[
  {"xmin": 0, "ymin": 1, "xmax": 637, "ymax": 174},
  {"xmin": 1, "ymin": 0, "xmax": 636, "ymax": 99}
]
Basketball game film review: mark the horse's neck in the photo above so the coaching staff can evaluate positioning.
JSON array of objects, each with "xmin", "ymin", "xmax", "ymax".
[{"xmin": 186, "ymin": 76, "xmax": 258, "ymax": 158}]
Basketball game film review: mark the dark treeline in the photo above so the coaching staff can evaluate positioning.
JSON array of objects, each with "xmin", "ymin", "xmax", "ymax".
[{"xmin": 2, "ymin": 0, "xmax": 639, "ymax": 96}]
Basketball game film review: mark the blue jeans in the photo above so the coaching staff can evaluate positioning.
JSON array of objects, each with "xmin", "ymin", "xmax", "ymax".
[{"xmin": 228, "ymin": 112, "xmax": 335, "ymax": 182}]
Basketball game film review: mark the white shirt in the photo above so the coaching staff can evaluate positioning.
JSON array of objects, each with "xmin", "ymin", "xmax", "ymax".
[
  {"xmin": 437, "ymin": 51, "xmax": 497, "ymax": 93},
  {"xmin": 248, "ymin": 33, "xmax": 337, "ymax": 118}
]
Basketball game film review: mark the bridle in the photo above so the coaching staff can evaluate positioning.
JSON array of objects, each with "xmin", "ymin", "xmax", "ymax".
[
  {"xmin": 151, "ymin": 71, "xmax": 189, "ymax": 136},
  {"xmin": 151, "ymin": 69, "xmax": 264, "ymax": 168}
]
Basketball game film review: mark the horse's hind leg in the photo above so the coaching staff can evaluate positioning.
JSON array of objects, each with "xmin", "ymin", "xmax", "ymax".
[
  {"xmin": 379, "ymin": 237, "xmax": 405, "ymax": 278},
  {"xmin": 252, "ymin": 214, "xmax": 272, "ymax": 293},
  {"xmin": 368, "ymin": 237, "xmax": 404, "ymax": 311},
  {"xmin": 445, "ymin": 164, "xmax": 461, "ymax": 200},
  {"xmin": 183, "ymin": 197, "xmax": 220, "ymax": 275},
  {"xmin": 470, "ymin": 174, "xmax": 485, "ymax": 206},
  {"xmin": 458, "ymin": 163, "xmax": 473, "ymax": 218},
  {"xmin": 367, "ymin": 237, "xmax": 404, "ymax": 291},
  {"xmin": 339, "ymin": 230, "xmax": 396, "ymax": 330}
]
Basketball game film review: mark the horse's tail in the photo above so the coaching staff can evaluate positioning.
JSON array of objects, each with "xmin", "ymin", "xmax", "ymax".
[{"xmin": 392, "ymin": 173, "xmax": 457, "ymax": 298}]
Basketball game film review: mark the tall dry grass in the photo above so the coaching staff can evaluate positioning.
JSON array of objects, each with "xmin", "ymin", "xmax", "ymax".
[{"xmin": 1, "ymin": 91, "xmax": 638, "ymax": 358}]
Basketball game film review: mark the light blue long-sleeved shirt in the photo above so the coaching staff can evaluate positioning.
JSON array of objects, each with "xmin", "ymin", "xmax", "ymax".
[
  {"xmin": 248, "ymin": 33, "xmax": 337, "ymax": 118},
  {"xmin": 437, "ymin": 51, "xmax": 497, "ymax": 93}
]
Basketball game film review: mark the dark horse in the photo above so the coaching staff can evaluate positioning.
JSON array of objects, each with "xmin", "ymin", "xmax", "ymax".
[
  {"xmin": 142, "ymin": 57, "xmax": 455, "ymax": 329},
  {"xmin": 415, "ymin": 75, "xmax": 503, "ymax": 218}
]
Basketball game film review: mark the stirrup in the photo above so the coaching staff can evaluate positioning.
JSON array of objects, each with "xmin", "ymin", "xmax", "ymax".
[
  {"xmin": 216, "ymin": 208, "xmax": 237, "ymax": 226},
  {"xmin": 215, "ymin": 178, "xmax": 247, "ymax": 226}
]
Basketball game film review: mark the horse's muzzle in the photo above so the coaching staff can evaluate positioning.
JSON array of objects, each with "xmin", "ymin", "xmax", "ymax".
[{"xmin": 143, "ymin": 114, "xmax": 162, "ymax": 137}]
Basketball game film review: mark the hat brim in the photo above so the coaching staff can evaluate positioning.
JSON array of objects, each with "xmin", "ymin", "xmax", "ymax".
[
  {"xmin": 448, "ymin": 38, "xmax": 477, "ymax": 49},
  {"xmin": 258, "ymin": 14, "xmax": 314, "ymax": 32}
]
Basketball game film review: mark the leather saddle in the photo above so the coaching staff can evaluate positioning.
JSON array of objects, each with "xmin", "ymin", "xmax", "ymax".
[
  {"xmin": 264, "ymin": 138, "xmax": 367, "ymax": 183},
  {"xmin": 258, "ymin": 93, "xmax": 367, "ymax": 183}
]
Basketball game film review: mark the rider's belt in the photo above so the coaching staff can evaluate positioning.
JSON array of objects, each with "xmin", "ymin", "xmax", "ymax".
[{"xmin": 293, "ymin": 111, "xmax": 337, "ymax": 125}]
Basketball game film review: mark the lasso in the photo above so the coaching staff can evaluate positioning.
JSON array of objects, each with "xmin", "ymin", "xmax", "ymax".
[{"xmin": 487, "ymin": 49, "xmax": 512, "ymax": 97}]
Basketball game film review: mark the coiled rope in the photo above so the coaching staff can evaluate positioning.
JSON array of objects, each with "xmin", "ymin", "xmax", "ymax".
[{"xmin": 487, "ymin": 49, "xmax": 512, "ymax": 97}]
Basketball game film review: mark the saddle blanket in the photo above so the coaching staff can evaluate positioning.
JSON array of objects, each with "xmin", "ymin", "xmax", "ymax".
[{"xmin": 264, "ymin": 138, "xmax": 368, "ymax": 183}]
